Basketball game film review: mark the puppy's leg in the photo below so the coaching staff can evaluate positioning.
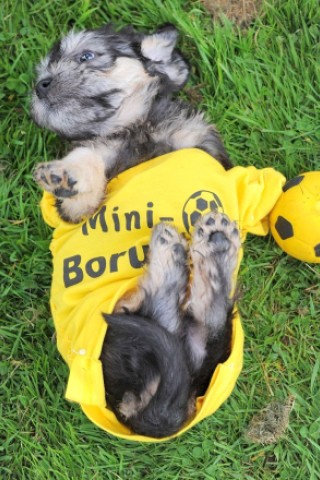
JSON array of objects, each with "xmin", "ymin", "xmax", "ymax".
[
  {"xmin": 115, "ymin": 223, "xmax": 189, "ymax": 334},
  {"xmin": 185, "ymin": 212, "xmax": 240, "ymax": 375},
  {"xmin": 104, "ymin": 223, "xmax": 191, "ymax": 436},
  {"xmin": 33, "ymin": 147, "xmax": 106, "ymax": 223}
]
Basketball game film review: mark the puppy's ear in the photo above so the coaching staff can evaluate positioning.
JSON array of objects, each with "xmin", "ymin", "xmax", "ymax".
[
  {"xmin": 141, "ymin": 24, "xmax": 179, "ymax": 62},
  {"xmin": 141, "ymin": 24, "xmax": 190, "ymax": 91}
]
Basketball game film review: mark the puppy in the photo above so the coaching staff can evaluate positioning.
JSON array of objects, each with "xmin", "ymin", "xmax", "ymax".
[
  {"xmin": 32, "ymin": 24, "xmax": 239, "ymax": 437},
  {"xmin": 32, "ymin": 24, "xmax": 231, "ymax": 224}
]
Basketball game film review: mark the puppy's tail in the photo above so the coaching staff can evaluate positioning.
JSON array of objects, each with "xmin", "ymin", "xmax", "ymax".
[{"xmin": 101, "ymin": 313, "xmax": 191, "ymax": 438}]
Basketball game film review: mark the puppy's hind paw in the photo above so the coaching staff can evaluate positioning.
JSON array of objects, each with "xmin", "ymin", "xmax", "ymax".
[
  {"xmin": 193, "ymin": 212, "xmax": 240, "ymax": 257},
  {"xmin": 149, "ymin": 223, "xmax": 188, "ymax": 267}
]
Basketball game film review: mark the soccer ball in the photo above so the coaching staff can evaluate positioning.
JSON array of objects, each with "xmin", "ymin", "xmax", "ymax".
[
  {"xmin": 182, "ymin": 190, "xmax": 224, "ymax": 233},
  {"xmin": 270, "ymin": 172, "xmax": 320, "ymax": 263}
]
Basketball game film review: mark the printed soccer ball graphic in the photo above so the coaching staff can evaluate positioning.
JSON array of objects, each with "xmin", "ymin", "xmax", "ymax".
[
  {"xmin": 270, "ymin": 172, "xmax": 320, "ymax": 263},
  {"xmin": 182, "ymin": 190, "xmax": 224, "ymax": 233}
]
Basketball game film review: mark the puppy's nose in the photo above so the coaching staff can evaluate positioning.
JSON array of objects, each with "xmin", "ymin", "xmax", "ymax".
[{"xmin": 35, "ymin": 77, "xmax": 53, "ymax": 98}]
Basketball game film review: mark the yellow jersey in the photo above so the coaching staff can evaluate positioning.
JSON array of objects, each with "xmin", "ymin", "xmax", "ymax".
[{"xmin": 40, "ymin": 148, "xmax": 285, "ymax": 441}]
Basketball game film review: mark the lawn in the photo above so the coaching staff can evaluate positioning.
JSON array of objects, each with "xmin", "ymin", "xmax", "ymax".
[{"xmin": 1, "ymin": 0, "xmax": 320, "ymax": 478}]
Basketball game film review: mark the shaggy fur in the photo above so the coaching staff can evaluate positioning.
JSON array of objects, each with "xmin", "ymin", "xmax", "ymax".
[
  {"xmin": 32, "ymin": 24, "xmax": 231, "ymax": 223},
  {"xmin": 102, "ymin": 213, "xmax": 240, "ymax": 437},
  {"xmin": 32, "ymin": 24, "xmax": 239, "ymax": 437}
]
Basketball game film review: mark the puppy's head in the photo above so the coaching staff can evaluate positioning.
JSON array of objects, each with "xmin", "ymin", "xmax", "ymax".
[{"xmin": 31, "ymin": 24, "xmax": 189, "ymax": 140}]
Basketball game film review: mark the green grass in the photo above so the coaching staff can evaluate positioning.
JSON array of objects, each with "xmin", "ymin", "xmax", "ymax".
[{"xmin": 1, "ymin": 0, "xmax": 320, "ymax": 478}]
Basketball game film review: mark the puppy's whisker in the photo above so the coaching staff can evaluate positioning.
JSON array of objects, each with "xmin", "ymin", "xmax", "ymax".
[{"xmin": 191, "ymin": 249, "xmax": 205, "ymax": 258}]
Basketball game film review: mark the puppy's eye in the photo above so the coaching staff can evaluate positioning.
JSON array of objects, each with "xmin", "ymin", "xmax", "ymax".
[{"xmin": 79, "ymin": 51, "xmax": 95, "ymax": 62}]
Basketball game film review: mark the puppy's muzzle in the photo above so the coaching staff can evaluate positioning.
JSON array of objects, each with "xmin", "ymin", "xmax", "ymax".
[{"xmin": 36, "ymin": 77, "xmax": 53, "ymax": 99}]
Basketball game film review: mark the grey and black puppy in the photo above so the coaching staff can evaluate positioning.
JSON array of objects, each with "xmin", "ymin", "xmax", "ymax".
[
  {"xmin": 31, "ymin": 24, "xmax": 239, "ymax": 437},
  {"xmin": 32, "ymin": 24, "xmax": 231, "ymax": 223}
]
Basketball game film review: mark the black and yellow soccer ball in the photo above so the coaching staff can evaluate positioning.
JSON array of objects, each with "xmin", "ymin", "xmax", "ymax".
[{"xmin": 270, "ymin": 172, "xmax": 320, "ymax": 263}]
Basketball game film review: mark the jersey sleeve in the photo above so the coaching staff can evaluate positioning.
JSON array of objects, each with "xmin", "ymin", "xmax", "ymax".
[
  {"xmin": 228, "ymin": 166, "xmax": 286, "ymax": 236},
  {"xmin": 39, "ymin": 191, "xmax": 62, "ymax": 229}
]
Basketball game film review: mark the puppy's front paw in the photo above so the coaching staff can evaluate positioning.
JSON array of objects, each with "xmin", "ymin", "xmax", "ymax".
[
  {"xmin": 33, "ymin": 161, "xmax": 78, "ymax": 198},
  {"xmin": 33, "ymin": 148, "xmax": 107, "ymax": 223}
]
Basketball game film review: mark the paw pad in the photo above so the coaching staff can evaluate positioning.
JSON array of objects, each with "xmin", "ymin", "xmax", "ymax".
[
  {"xmin": 205, "ymin": 217, "xmax": 215, "ymax": 226},
  {"xmin": 33, "ymin": 163, "xmax": 78, "ymax": 198},
  {"xmin": 193, "ymin": 211, "xmax": 240, "ymax": 255}
]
